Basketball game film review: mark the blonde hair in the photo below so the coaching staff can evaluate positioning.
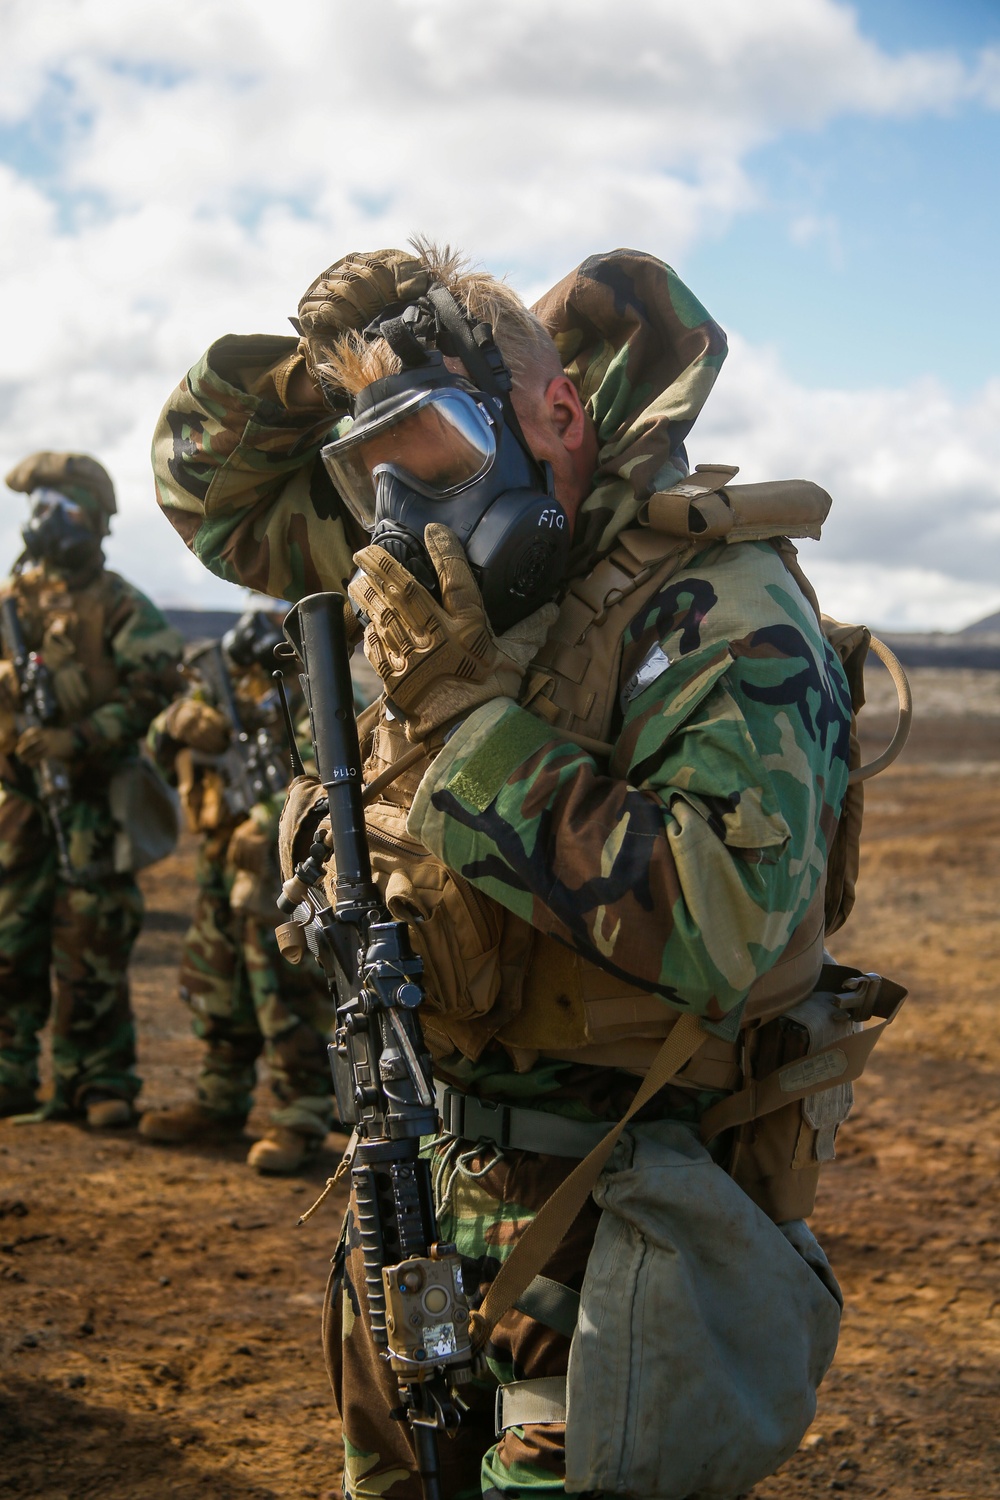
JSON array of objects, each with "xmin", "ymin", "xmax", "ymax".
[{"xmin": 310, "ymin": 236, "xmax": 562, "ymax": 400}]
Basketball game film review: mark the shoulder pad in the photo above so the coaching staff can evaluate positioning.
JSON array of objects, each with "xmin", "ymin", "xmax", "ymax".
[{"xmin": 647, "ymin": 464, "xmax": 831, "ymax": 543}]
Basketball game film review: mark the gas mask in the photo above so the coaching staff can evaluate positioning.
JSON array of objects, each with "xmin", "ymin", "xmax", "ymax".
[
  {"xmin": 222, "ymin": 608, "xmax": 286, "ymax": 670},
  {"xmin": 21, "ymin": 489, "xmax": 101, "ymax": 573},
  {"xmin": 320, "ymin": 287, "xmax": 571, "ymax": 634}
]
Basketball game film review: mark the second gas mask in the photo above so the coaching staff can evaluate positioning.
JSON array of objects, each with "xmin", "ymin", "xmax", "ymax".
[
  {"xmin": 222, "ymin": 608, "xmax": 286, "ymax": 671},
  {"xmin": 21, "ymin": 489, "xmax": 101, "ymax": 573}
]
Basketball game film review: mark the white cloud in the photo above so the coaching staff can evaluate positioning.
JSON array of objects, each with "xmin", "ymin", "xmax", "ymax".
[
  {"xmin": 696, "ymin": 336, "xmax": 1000, "ymax": 629},
  {"xmin": 0, "ymin": 0, "xmax": 996, "ymax": 622}
]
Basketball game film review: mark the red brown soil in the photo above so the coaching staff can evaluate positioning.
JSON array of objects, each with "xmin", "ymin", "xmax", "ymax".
[{"xmin": 1, "ymin": 700, "xmax": 998, "ymax": 1498}]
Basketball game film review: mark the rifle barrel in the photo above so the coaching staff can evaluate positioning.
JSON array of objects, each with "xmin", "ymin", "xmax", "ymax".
[{"xmin": 294, "ymin": 594, "xmax": 372, "ymax": 903}]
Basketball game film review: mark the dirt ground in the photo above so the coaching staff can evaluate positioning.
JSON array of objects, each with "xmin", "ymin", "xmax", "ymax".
[{"xmin": 1, "ymin": 669, "xmax": 997, "ymax": 1499}]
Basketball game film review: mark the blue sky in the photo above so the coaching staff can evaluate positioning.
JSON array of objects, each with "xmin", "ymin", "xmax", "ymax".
[
  {"xmin": 685, "ymin": 99, "xmax": 1000, "ymax": 394},
  {"xmin": 0, "ymin": 0, "xmax": 997, "ymax": 630},
  {"xmin": 683, "ymin": 0, "xmax": 1000, "ymax": 396}
]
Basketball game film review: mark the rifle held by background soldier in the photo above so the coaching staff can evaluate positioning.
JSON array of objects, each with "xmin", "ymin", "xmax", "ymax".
[
  {"xmin": 187, "ymin": 640, "xmax": 288, "ymax": 818},
  {"xmin": 0, "ymin": 596, "xmax": 76, "ymax": 881}
]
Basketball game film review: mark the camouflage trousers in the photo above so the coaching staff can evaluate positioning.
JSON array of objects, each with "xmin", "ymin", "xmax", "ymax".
[
  {"xmin": 0, "ymin": 781, "xmax": 143, "ymax": 1107},
  {"xmin": 324, "ymin": 1139, "xmax": 604, "ymax": 1499},
  {"xmin": 179, "ymin": 846, "xmax": 336, "ymax": 1136}
]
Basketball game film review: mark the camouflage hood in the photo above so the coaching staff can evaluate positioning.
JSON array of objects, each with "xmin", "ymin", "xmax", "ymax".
[{"xmin": 533, "ymin": 249, "xmax": 728, "ymax": 572}]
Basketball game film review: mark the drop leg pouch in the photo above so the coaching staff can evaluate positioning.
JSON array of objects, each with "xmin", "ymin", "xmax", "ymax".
[{"xmin": 564, "ymin": 1119, "xmax": 842, "ymax": 1499}]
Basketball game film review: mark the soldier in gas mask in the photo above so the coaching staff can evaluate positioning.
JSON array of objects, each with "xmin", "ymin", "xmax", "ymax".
[
  {"xmin": 139, "ymin": 607, "xmax": 338, "ymax": 1173},
  {"xmin": 151, "ymin": 245, "xmax": 897, "ymax": 1499},
  {"xmin": 0, "ymin": 452, "xmax": 183, "ymax": 1126}
]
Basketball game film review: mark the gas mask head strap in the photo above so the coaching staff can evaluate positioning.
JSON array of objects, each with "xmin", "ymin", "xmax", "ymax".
[{"xmin": 364, "ymin": 284, "xmax": 543, "ymax": 486}]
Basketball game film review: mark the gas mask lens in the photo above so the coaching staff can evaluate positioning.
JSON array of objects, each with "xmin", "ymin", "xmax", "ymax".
[
  {"xmin": 322, "ymin": 389, "xmax": 497, "ymax": 532},
  {"xmin": 29, "ymin": 489, "xmax": 87, "ymax": 530}
]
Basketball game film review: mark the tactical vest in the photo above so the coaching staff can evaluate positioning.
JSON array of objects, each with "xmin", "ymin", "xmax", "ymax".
[
  {"xmin": 360, "ymin": 468, "xmax": 839, "ymax": 1076},
  {"xmin": 351, "ymin": 465, "xmax": 910, "ymax": 1222},
  {"xmin": 9, "ymin": 564, "xmax": 121, "ymax": 721}
]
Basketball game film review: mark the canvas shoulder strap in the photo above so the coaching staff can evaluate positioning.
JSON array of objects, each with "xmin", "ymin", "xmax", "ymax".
[{"xmin": 470, "ymin": 1009, "xmax": 706, "ymax": 1350}]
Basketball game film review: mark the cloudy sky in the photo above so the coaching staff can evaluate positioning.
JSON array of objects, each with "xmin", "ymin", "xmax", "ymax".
[{"xmin": 1, "ymin": 0, "xmax": 997, "ymax": 629}]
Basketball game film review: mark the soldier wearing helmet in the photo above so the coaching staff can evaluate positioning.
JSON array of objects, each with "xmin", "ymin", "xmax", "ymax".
[
  {"xmin": 139, "ymin": 605, "xmax": 339, "ymax": 1173},
  {"xmin": 0, "ymin": 451, "xmax": 183, "ymax": 1127}
]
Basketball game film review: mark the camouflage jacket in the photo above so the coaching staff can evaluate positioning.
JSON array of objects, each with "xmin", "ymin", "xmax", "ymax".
[
  {"xmin": 410, "ymin": 538, "xmax": 850, "ymax": 1025},
  {"xmin": 152, "ymin": 251, "xmax": 851, "ymax": 1113},
  {"xmin": 1, "ymin": 560, "xmax": 183, "ymax": 778}
]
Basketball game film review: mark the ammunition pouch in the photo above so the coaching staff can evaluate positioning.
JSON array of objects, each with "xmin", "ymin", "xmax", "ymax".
[
  {"xmin": 356, "ymin": 797, "xmax": 519, "ymax": 1060},
  {"xmin": 702, "ymin": 964, "xmax": 907, "ymax": 1222}
]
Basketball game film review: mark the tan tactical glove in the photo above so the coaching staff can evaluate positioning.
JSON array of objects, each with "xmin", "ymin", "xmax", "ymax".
[
  {"xmin": 348, "ymin": 524, "xmax": 558, "ymax": 746},
  {"xmin": 163, "ymin": 698, "xmax": 229, "ymax": 755},
  {"xmin": 0, "ymin": 660, "xmax": 20, "ymax": 713},
  {"xmin": 228, "ymin": 813, "xmax": 274, "ymax": 876},
  {"xmin": 296, "ymin": 248, "xmax": 432, "ymax": 398},
  {"xmin": 40, "ymin": 617, "xmax": 77, "ymax": 673},
  {"xmin": 298, "ymin": 248, "xmax": 431, "ymax": 342},
  {"xmin": 16, "ymin": 725, "xmax": 75, "ymax": 766},
  {"xmin": 277, "ymin": 774, "xmax": 327, "ymax": 882}
]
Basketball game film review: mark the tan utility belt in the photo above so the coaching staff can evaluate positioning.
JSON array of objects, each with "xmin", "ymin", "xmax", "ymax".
[
  {"xmin": 438, "ymin": 963, "xmax": 904, "ymax": 1165},
  {"xmin": 463, "ymin": 962, "xmax": 906, "ymax": 1355}
]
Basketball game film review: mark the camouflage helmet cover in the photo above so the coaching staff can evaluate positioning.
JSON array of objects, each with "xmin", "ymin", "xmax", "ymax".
[{"xmin": 4, "ymin": 451, "xmax": 117, "ymax": 537}]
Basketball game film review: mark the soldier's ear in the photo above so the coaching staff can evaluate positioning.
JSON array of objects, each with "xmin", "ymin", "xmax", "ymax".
[{"xmin": 543, "ymin": 376, "xmax": 589, "ymax": 451}]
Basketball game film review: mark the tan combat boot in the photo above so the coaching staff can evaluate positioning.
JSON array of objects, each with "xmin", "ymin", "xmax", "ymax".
[
  {"xmin": 83, "ymin": 1092, "xmax": 137, "ymax": 1129},
  {"xmin": 246, "ymin": 1127, "xmax": 321, "ymax": 1176},
  {"xmin": 138, "ymin": 1101, "xmax": 247, "ymax": 1144}
]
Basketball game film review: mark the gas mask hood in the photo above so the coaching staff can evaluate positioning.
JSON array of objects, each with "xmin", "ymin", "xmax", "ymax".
[{"xmin": 321, "ymin": 285, "xmax": 571, "ymax": 633}]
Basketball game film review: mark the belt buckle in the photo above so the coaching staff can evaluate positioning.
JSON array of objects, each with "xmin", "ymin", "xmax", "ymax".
[
  {"xmin": 459, "ymin": 1095, "xmax": 510, "ymax": 1149},
  {"xmin": 834, "ymin": 972, "xmax": 882, "ymax": 1021}
]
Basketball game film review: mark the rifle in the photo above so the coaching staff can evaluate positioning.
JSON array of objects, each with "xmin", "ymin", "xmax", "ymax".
[
  {"xmin": 277, "ymin": 593, "xmax": 477, "ymax": 1500},
  {"xmin": 0, "ymin": 596, "xmax": 76, "ymax": 881},
  {"xmin": 187, "ymin": 641, "xmax": 288, "ymax": 818}
]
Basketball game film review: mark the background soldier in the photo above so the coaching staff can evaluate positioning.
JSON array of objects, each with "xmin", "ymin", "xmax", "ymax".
[
  {"xmin": 0, "ymin": 451, "xmax": 183, "ymax": 1127},
  {"xmin": 152, "ymin": 246, "xmax": 885, "ymax": 1498},
  {"xmin": 138, "ymin": 608, "xmax": 338, "ymax": 1173}
]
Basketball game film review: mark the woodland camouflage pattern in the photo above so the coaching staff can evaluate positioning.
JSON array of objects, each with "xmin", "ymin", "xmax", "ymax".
[
  {"xmin": 410, "ymin": 539, "xmax": 850, "ymax": 1035},
  {"xmin": 153, "ymin": 249, "xmax": 851, "ymax": 1497},
  {"xmin": 171, "ymin": 835, "xmax": 335, "ymax": 1134},
  {"xmin": 0, "ymin": 562, "xmax": 182, "ymax": 1109},
  {"xmin": 148, "ymin": 666, "xmax": 335, "ymax": 1134}
]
